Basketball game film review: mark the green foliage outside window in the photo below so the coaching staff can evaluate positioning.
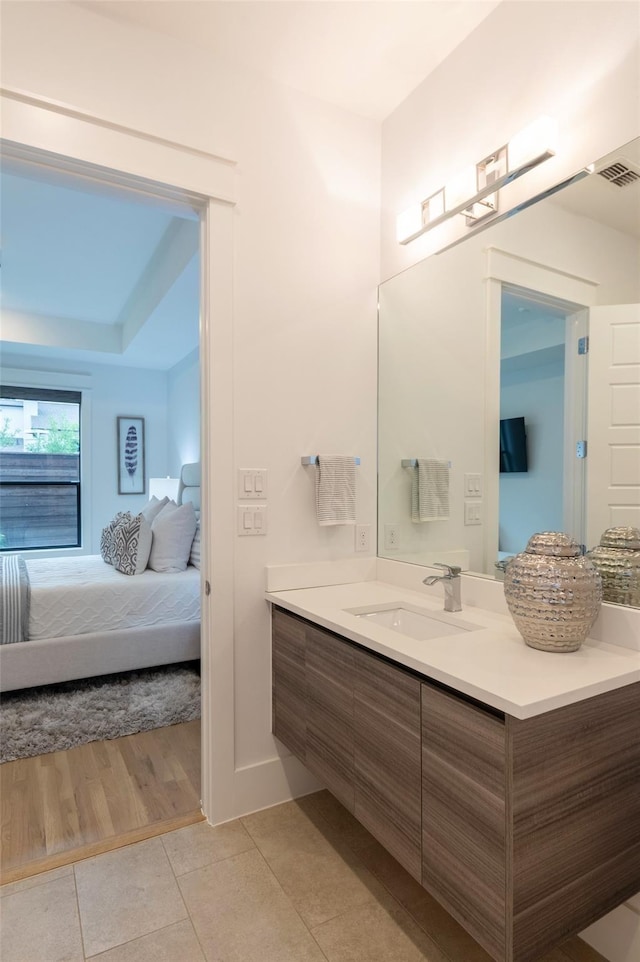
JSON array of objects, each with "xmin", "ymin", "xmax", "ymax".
[
  {"xmin": 0, "ymin": 417, "xmax": 19, "ymax": 448},
  {"xmin": 25, "ymin": 415, "xmax": 80, "ymax": 454}
]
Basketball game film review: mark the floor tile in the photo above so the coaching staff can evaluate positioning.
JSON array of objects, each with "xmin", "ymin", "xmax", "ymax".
[
  {"xmin": 305, "ymin": 790, "xmax": 377, "ymax": 848},
  {"xmin": 74, "ymin": 837, "xmax": 187, "ymax": 958},
  {"xmin": 311, "ymin": 897, "xmax": 451, "ymax": 962},
  {"xmin": 242, "ymin": 795, "xmax": 381, "ymax": 927},
  {"xmin": 241, "ymin": 798, "xmax": 333, "ymax": 861},
  {"xmin": 560, "ymin": 936, "xmax": 610, "ymax": 961},
  {"xmin": 0, "ymin": 873, "xmax": 84, "ymax": 962},
  {"xmin": 161, "ymin": 817, "xmax": 255, "ymax": 877},
  {"xmin": 355, "ymin": 837, "xmax": 493, "ymax": 962},
  {"xmin": 178, "ymin": 847, "xmax": 327, "ymax": 962},
  {"xmin": 0, "ymin": 864, "xmax": 74, "ymax": 898},
  {"xmin": 87, "ymin": 919, "xmax": 206, "ymax": 961}
]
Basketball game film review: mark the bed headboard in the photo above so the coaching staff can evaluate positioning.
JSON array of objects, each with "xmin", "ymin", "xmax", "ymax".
[{"xmin": 177, "ymin": 462, "xmax": 201, "ymax": 511}]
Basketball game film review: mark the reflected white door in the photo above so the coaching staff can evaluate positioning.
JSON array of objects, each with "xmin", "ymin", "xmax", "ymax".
[{"xmin": 587, "ymin": 304, "xmax": 640, "ymax": 546}]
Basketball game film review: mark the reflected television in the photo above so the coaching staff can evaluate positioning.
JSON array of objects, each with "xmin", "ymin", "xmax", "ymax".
[{"xmin": 500, "ymin": 417, "xmax": 528, "ymax": 473}]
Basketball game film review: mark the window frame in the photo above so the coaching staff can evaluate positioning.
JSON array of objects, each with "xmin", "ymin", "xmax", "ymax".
[{"xmin": 0, "ymin": 368, "xmax": 92, "ymax": 558}]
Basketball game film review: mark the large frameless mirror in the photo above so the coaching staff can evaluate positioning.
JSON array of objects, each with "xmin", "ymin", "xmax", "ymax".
[{"xmin": 378, "ymin": 137, "xmax": 640, "ymax": 606}]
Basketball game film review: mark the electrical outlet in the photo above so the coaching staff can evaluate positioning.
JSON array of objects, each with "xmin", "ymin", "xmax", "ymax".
[
  {"xmin": 384, "ymin": 523, "xmax": 400, "ymax": 551},
  {"xmin": 355, "ymin": 524, "xmax": 370, "ymax": 552}
]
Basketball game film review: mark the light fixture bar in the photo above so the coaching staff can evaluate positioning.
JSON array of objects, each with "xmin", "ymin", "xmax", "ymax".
[{"xmin": 397, "ymin": 116, "xmax": 557, "ymax": 244}]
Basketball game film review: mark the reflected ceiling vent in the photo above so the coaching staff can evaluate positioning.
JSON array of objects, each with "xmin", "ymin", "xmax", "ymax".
[{"xmin": 597, "ymin": 160, "xmax": 640, "ymax": 188}]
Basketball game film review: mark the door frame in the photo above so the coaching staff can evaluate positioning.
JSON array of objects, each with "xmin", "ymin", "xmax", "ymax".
[
  {"xmin": 483, "ymin": 247, "xmax": 599, "ymax": 572},
  {"xmin": 0, "ymin": 86, "xmax": 237, "ymax": 823}
]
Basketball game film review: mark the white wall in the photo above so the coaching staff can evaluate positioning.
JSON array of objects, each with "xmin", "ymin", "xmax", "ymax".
[
  {"xmin": 167, "ymin": 349, "xmax": 200, "ymax": 476},
  {"xmin": 499, "ymin": 360, "xmax": 565, "ymax": 554},
  {"xmin": 0, "ymin": 353, "xmax": 170, "ymax": 552},
  {"xmin": 0, "ymin": 1, "xmax": 379, "ymax": 796},
  {"xmin": 380, "ymin": 4, "xmax": 639, "ymax": 957},
  {"xmin": 381, "ymin": 0, "xmax": 640, "ymax": 280}
]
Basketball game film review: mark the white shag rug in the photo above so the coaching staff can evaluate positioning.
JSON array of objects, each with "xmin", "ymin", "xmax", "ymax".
[{"xmin": 0, "ymin": 662, "xmax": 201, "ymax": 763}]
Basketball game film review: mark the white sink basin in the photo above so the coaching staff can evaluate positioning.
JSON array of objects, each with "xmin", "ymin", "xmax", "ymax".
[{"xmin": 344, "ymin": 602, "xmax": 482, "ymax": 641}]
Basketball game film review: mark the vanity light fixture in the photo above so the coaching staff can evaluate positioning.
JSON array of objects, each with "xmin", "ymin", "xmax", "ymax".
[{"xmin": 396, "ymin": 116, "xmax": 558, "ymax": 244}]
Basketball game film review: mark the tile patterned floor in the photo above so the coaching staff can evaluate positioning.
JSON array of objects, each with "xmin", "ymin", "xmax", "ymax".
[{"xmin": 0, "ymin": 790, "xmax": 606, "ymax": 962}]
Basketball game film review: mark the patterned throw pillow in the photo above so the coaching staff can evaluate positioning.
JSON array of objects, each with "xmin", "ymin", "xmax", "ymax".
[
  {"xmin": 189, "ymin": 518, "xmax": 201, "ymax": 570},
  {"xmin": 112, "ymin": 513, "xmax": 153, "ymax": 576},
  {"xmin": 100, "ymin": 512, "xmax": 131, "ymax": 565}
]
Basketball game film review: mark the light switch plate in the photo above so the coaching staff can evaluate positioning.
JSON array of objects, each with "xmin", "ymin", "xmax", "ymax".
[
  {"xmin": 238, "ymin": 469, "xmax": 268, "ymax": 499},
  {"xmin": 464, "ymin": 500, "xmax": 483, "ymax": 525},
  {"xmin": 237, "ymin": 504, "xmax": 268, "ymax": 535},
  {"xmin": 464, "ymin": 473, "xmax": 483, "ymax": 497}
]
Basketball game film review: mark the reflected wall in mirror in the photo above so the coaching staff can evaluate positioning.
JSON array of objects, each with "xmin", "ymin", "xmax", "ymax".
[{"xmin": 378, "ymin": 137, "xmax": 640, "ymax": 606}]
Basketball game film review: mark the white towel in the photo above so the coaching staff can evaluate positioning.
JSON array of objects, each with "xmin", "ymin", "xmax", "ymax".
[
  {"xmin": 315, "ymin": 456, "xmax": 356, "ymax": 526},
  {"xmin": 411, "ymin": 459, "xmax": 450, "ymax": 523}
]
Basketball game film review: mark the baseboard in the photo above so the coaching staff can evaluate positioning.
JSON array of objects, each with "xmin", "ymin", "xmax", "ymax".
[{"xmin": 206, "ymin": 753, "xmax": 322, "ymax": 825}]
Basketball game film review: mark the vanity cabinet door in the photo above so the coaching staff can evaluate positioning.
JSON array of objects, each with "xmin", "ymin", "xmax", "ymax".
[
  {"xmin": 272, "ymin": 608, "xmax": 307, "ymax": 760},
  {"xmin": 353, "ymin": 648, "xmax": 422, "ymax": 881},
  {"xmin": 306, "ymin": 624, "xmax": 355, "ymax": 812},
  {"xmin": 421, "ymin": 682, "xmax": 507, "ymax": 962}
]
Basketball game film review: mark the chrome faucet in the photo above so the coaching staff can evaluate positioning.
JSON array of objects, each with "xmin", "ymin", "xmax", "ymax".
[{"xmin": 422, "ymin": 563, "xmax": 462, "ymax": 612}]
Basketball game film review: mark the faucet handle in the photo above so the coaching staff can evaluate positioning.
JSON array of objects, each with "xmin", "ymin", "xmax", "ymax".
[{"xmin": 432, "ymin": 562, "xmax": 461, "ymax": 578}]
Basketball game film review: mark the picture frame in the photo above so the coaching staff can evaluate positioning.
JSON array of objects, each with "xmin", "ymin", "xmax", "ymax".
[{"xmin": 117, "ymin": 416, "xmax": 146, "ymax": 495}]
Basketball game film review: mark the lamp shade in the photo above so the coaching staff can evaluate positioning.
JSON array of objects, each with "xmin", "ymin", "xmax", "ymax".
[{"xmin": 149, "ymin": 477, "xmax": 179, "ymax": 501}]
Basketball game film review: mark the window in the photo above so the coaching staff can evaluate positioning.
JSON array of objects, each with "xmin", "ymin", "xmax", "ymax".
[{"xmin": 0, "ymin": 386, "xmax": 81, "ymax": 551}]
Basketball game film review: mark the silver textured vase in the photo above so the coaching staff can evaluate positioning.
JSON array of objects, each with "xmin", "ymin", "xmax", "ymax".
[
  {"xmin": 587, "ymin": 526, "xmax": 640, "ymax": 608},
  {"xmin": 504, "ymin": 532, "xmax": 603, "ymax": 652}
]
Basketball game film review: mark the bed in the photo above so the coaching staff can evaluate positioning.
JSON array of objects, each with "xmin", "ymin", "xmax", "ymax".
[{"xmin": 0, "ymin": 463, "xmax": 201, "ymax": 693}]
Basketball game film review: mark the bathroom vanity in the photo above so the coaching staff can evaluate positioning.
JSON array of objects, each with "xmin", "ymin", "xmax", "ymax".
[{"xmin": 268, "ymin": 582, "xmax": 640, "ymax": 962}]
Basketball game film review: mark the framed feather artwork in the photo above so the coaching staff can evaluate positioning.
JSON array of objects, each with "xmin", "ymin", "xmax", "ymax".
[{"xmin": 117, "ymin": 416, "xmax": 146, "ymax": 495}]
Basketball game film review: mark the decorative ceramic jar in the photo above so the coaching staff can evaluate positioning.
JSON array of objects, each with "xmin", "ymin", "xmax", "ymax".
[
  {"xmin": 587, "ymin": 526, "xmax": 640, "ymax": 607},
  {"xmin": 504, "ymin": 532, "xmax": 603, "ymax": 653}
]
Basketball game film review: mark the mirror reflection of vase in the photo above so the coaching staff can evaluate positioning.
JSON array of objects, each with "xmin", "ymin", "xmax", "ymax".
[
  {"xmin": 504, "ymin": 532, "xmax": 603, "ymax": 652},
  {"xmin": 588, "ymin": 527, "xmax": 640, "ymax": 608}
]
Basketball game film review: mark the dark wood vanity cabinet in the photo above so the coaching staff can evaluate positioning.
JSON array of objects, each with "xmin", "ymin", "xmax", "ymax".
[
  {"xmin": 273, "ymin": 607, "xmax": 422, "ymax": 878},
  {"xmin": 421, "ymin": 681, "xmax": 507, "ymax": 960},
  {"xmin": 353, "ymin": 647, "xmax": 422, "ymax": 881},
  {"xmin": 272, "ymin": 607, "xmax": 307, "ymax": 761},
  {"xmin": 271, "ymin": 606, "xmax": 640, "ymax": 962},
  {"xmin": 306, "ymin": 624, "xmax": 355, "ymax": 812}
]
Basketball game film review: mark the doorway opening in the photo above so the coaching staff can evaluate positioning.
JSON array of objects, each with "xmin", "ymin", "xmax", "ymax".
[
  {"xmin": 0, "ymin": 149, "xmax": 206, "ymax": 883},
  {"xmin": 497, "ymin": 284, "xmax": 588, "ymax": 564}
]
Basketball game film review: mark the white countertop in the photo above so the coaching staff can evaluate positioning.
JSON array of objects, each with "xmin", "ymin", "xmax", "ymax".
[{"xmin": 266, "ymin": 580, "xmax": 640, "ymax": 719}]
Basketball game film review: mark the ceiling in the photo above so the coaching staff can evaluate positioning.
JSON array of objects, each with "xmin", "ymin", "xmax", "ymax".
[
  {"xmin": 0, "ymin": 163, "xmax": 201, "ymax": 371},
  {"xmin": 81, "ymin": 0, "xmax": 502, "ymax": 122},
  {"xmin": 1, "ymin": 0, "xmax": 501, "ymax": 372},
  {"xmin": 1, "ymin": 3, "xmax": 637, "ymax": 374}
]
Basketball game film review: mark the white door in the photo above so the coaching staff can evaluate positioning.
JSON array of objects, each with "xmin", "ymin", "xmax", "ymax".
[
  {"xmin": 563, "ymin": 309, "xmax": 589, "ymax": 546},
  {"xmin": 586, "ymin": 304, "xmax": 640, "ymax": 547}
]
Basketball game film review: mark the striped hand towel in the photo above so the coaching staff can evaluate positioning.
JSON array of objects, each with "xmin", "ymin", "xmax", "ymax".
[
  {"xmin": 411, "ymin": 459, "xmax": 450, "ymax": 523},
  {"xmin": 315, "ymin": 456, "xmax": 356, "ymax": 526}
]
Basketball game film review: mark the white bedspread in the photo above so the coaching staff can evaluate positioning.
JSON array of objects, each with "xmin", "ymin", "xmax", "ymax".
[{"xmin": 27, "ymin": 555, "xmax": 200, "ymax": 641}]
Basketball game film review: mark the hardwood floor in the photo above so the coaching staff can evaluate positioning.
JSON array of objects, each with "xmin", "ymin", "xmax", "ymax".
[{"xmin": 0, "ymin": 719, "xmax": 202, "ymax": 883}]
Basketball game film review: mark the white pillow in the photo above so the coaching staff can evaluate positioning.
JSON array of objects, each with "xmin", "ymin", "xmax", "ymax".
[
  {"xmin": 141, "ymin": 495, "xmax": 169, "ymax": 525},
  {"xmin": 112, "ymin": 513, "xmax": 153, "ymax": 576},
  {"xmin": 148, "ymin": 501, "xmax": 197, "ymax": 573}
]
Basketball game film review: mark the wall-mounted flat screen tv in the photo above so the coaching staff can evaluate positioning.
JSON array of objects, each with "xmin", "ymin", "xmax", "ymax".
[{"xmin": 500, "ymin": 416, "xmax": 528, "ymax": 473}]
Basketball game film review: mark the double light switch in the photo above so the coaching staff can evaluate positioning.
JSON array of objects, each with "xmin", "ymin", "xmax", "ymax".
[
  {"xmin": 238, "ymin": 469, "xmax": 267, "ymax": 499},
  {"xmin": 238, "ymin": 469, "xmax": 268, "ymax": 536}
]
